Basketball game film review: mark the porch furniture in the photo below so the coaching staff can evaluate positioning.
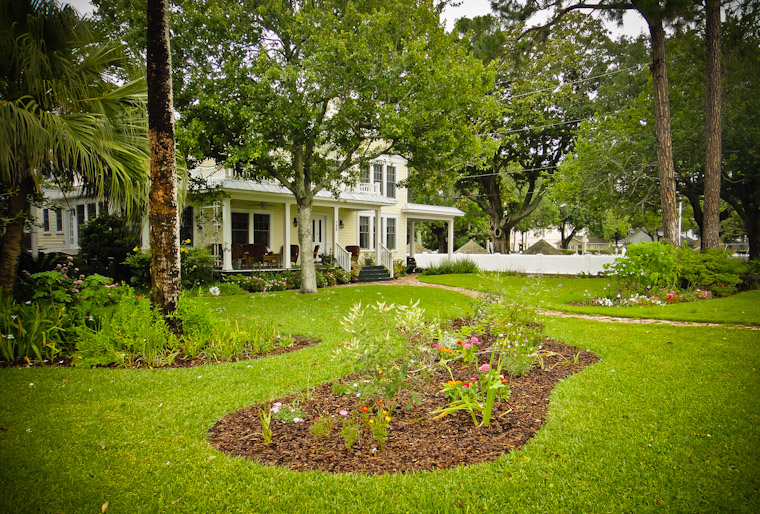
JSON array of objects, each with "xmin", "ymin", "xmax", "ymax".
[
  {"xmin": 345, "ymin": 245, "xmax": 360, "ymax": 264},
  {"xmin": 290, "ymin": 245, "xmax": 299, "ymax": 266},
  {"xmin": 313, "ymin": 244, "xmax": 320, "ymax": 262},
  {"xmin": 263, "ymin": 246, "xmax": 282, "ymax": 268},
  {"xmin": 242, "ymin": 243, "xmax": 268, "ymax": 267}
]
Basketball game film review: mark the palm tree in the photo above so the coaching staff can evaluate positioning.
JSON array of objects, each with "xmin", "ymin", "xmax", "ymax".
[{"xmin": 0, "ymin": 0, "xmax": 149, "ymax": 298}]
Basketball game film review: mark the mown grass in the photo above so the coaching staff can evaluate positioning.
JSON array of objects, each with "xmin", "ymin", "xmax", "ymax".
[
  {"xmin": 420, "ymin": 273, "xmax": 760, "ymax": 325},
  {"xmin": 1, "ymin": 285, "xmax": 758, "ymax": 513}
]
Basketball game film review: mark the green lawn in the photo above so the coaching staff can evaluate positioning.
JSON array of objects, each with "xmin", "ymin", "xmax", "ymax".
[
  {"xmin": 420, "ymin": 273, "xmax": 760, "ymax": 325},
  {"xmin": 1, "ymin": 285, "xmax": 758, "ymax": 512}
]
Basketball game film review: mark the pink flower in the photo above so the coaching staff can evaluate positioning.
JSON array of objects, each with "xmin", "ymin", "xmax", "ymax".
[
  {"xmin": 463, "ymin": 343, "xmax": 471, "ymax": 350},
  {"xmin": 462, "ymin": 383, "xmax": 470, "ymax": 388},
  {"xmin": 433, "ymin": 343, "xmax": 440, "ymax": 349},
  {"xmin": 469, "ymin": 378, "xmax": 477, "ymax": 382},
  {"xmin": 470, "ymin": 337, "xmax": 479, "ymax": 344},
  {"xmin": 479, "ymin": 364, "xmax": 490, "ymax": 372},
  {"xmin": 339, "ymin": 410, "xmax": 348, "ymax": 416}
]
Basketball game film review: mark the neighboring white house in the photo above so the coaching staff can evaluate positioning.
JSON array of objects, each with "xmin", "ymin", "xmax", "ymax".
[{"xmin": 32, "ymin": 155, "xmax": 464, "ymax": 274}]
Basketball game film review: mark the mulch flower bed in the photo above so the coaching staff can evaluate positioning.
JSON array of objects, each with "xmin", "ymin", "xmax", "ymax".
[{"xmin": 209, "ymin": 338, "xmax": 598, "ymax": 474}]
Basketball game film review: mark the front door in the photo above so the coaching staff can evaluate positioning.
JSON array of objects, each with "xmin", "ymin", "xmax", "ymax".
[{"xmin": 311, "ymin": 214, "xmax": 327, "ymax": 258}]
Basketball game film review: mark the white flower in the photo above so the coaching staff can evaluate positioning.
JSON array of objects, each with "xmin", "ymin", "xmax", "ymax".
[
  {"xmin": 209, "ymin": 286, "xmax": 221, "ymax": 296},
  {"xmin": 28, "ymin": 383, "xmax": 34, "ymax": 387},
  {"xmin": 10, "ymin": 315, "xmax": 17, "ymax": 320},
  {"xmin": 293, "ymin": 417, "xmax": 304, "ymax": 423}
]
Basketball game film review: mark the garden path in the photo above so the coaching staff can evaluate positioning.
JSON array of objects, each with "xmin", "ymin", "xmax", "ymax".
[{"xmin": 351, "ymin": 274, "xmax": 760, "ymax": 331}]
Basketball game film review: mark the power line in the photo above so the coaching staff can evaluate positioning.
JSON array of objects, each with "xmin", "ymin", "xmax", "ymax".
[
  {"xmin": 508, "ymin": 63, "xmax": 646, "ymax": 99},
  {"xmin": 496, "ymin": 117, "xmax": 591, "ymax": 135},
  {"xmin": 458, "ymin": 166, "xmax": 557, "ymax": 180}
]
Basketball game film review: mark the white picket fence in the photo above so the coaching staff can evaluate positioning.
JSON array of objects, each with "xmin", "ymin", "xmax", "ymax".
[{"xmin": 413, "ymin": 253, "xmax": 619, "ymax": 276}]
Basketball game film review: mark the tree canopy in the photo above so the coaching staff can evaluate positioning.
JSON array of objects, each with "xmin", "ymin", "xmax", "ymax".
[{"xmin": 96, "ymin": 0, "xmax": 496, "ymax": 291}]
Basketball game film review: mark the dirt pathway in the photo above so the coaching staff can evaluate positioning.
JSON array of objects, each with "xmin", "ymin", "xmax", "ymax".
[{"xmin": 350, "ymin": 274, "xmax": 760, "ymax": 331}]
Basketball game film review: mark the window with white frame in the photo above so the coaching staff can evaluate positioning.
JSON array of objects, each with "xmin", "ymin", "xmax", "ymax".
[
  {"xmin": 231, "ymin": 212, "xmax": 249, "ymax": 244},
  {"xmin": 42, "ymin": 208, "xmax": 50, "ymax": 232},
  {"xmin": 386, "ymin": 165, "xmax": 396, "ymax": 199},
  {"xmin": 385, "ymin": 217, "xmax": 396, "ymax": 250},
  {"xmin": 373, "ymin": 164, "xmax": 384, "ymax": 195},
  {"xmin": 253, "ymin": 213, "xmax": 270, "ymax": 246},
  {"xmin": 359, "ymin": 215, "xmax": 371, "ymax": 250},
  {"xmin": 55, "ymin": 210, "xmax": 63, "ymax": 232}
]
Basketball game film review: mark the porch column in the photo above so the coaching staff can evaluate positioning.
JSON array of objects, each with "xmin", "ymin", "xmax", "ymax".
[
  {"xmin": 333, "ymin": 205, "xmax": 339, "ymax": 257},
  {"xmin": 409, "ymin": 220, "xmax": 416, "ymax": 257},
  {"xmin": 222, "ymin": 197, "xmax": 232, "ymax": 270},
  {"xmin": 284, "ymin": 202, "xmax": 292, "ymax": 269},
  {"xmin": 30, "ymin": 222, "xmax": 39, "ymax": 258},
  {"xmin": 447, "ymin": 218, "xmax": 454, "ymax": 257},
  {"xmin": 141, "ymin": 218, "xmax": 149, "ymax": 250},
  {"xmin": 375, "ymin": 208, "xmax": 382, "ymax": 263}
]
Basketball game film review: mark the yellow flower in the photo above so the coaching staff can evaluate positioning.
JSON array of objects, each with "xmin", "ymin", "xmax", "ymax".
[
  {"xmin": 133, "ymin": 247, "xmax": 139, "ymax": 252},
  {"xmin": 183, "ymin": 239, "xmax": 191, "ymax": 244},
  {"xmin": 382, "ymin": 410, "xmax": 388, "ymax": 415},
  {"xmin": 385, "ymin": 416, "xmax": 391, "ymax": 422},
  {"xmin": 369, "ymin": 419, "xmax": 375, "ymax": 424}
]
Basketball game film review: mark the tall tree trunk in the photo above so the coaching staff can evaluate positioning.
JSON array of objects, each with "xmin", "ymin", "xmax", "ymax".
[
  {"xmin": 147, "ymin": 0, "xmax": 182, "ymax": 332},
  {"xmin": 489, "ymin": 214, "xmax": 510, "ymax": 254},
  {"xmin": 703, "ymin": 0, "xmax": 722, "ymax": 249},
  {"xmin": 296, "ymin": 200, "xmax": 317, "ymax": 294},
  {"xmin": 647, "ymin": 18, "xmax": 680, "ymax": 247},
  {"xmin": 0, "ymin": 167, "xmax": 34, "ymax": 298}
]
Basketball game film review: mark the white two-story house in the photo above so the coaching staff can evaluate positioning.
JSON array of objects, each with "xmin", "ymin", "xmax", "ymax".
[{"xmin": 33, "ymin": 155, "xmax": 463, "ymax": 276}]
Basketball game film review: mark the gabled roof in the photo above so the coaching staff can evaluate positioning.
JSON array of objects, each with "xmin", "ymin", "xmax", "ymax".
[
  {"xmin": 455, "ymin": 239, "xmax": 489, "ymax": 254},
  {"xmin": 524, "ymin": 239, "xmax": 564, "ymax": 255}
]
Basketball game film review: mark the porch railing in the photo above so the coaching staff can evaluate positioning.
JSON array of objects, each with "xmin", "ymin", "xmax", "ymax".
[
  {"xmin": 378, "ymin": 243, "xmax": 394, "ymax": 279},
  {"xmin": 335, "ymin": 244, "xmax": 351, "ymax": 273}
]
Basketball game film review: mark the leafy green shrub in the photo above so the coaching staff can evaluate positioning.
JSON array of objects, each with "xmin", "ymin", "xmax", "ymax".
[
  {"xmin": 605, "ymin": 242, "xmax": 677, "ymax": 291},
  {"xmin": 393, "ymin": 259, "xmax": 408, "ymax": 277},
  {"xmin": 79, "ymin": 214, "xmax": 139, "ymax": 282},
  {"xmin": 180, "ymin": 247, "xmax": 215, "ymax": 288},
  {"xmin": 123, "ymin": 249, "xmax": 151, "ymax": 289},
  {"xmin": 73, "ymin": 288, "xmax": 180, "ymax": 368},
  {"xmin": 740, "ymin": 259, "xmax": 760, "ymax": 291},
  {"xmin": 224, "ymin": 272, "xmax": 297, "ymax": 292},
  {"xmin": 676, "ymin": 248, "xmax": 746, "ymax": 297},
  {"xmin": 124, "ymin": 247, "xmax": 215, "ymax": 290},
  {"xmin": 421, "ymin": 257, "xmax": 479, "ymax": 276}
]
